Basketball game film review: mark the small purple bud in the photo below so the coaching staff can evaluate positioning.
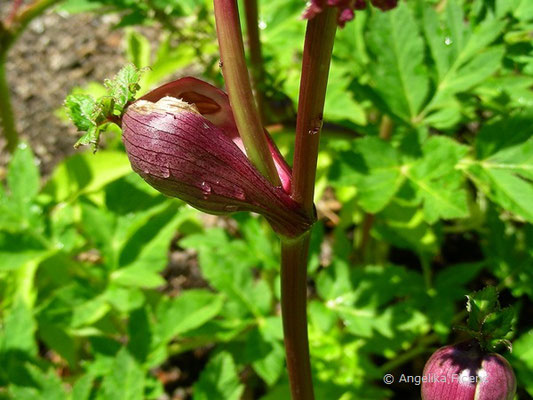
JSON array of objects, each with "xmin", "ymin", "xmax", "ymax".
[
  {"xmin": 421, "ymin": 341, "xmax": 516, "ymax": 400},
  {"xmin": 122, "ymin": 87, "xmax": 312, "ymax": 238},
  {"xmin": 302, "ymin": 0, "xmax": 397, "ymax": 27}
]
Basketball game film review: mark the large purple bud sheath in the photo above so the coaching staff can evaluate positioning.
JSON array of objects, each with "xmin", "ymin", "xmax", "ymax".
[
  {"xmin": 122, "ymin": 78, "xmax": 312, "ymax": 238},
  {"xmin": 421, "ymin": 341, "xmax": 516, "ymax": 400}
]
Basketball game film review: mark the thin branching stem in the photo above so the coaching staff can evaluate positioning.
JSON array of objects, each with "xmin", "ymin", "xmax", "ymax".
[{"xmin": 243, "ymin": 0, "xmax": 266, "ymax": 123}]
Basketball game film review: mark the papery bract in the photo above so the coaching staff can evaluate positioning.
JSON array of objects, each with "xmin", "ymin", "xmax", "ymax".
[
  {"xmin": 421, "ymin": 341, "xmax": 516, "ymax": 400},
  {"xmin": 122, "ymin": 80, "xmax": 313, "ymax": 238}
]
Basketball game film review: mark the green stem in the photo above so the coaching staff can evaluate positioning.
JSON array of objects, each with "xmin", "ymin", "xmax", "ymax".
[
  {"xmin": 291, "ymin": 8, "xmax": 337, "ymax": 216},
  {"xmin": 279, "ymin": 8, "xmax": 337, "ymax": 400},
  {"xmin": 280, "ymin": 234, "xmax": 314, "ymax": 400},
  {"xmin": 213, "ymin": 0, "xmax": 279, "ymax": 185},
  {"xmin": 0, "ymin": 54, "xmax": 18, "ymax": 153},
  {"xmin": 243, "ymin": 0, "xmax": 266, "ymax": 123}
]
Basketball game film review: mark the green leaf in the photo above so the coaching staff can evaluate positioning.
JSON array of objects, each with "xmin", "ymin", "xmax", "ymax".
[
  {"xmin": 9, "ymin": 365, "xmax": 67, "ymax": 400},
  {"xmin": 39, "ymin": 323, "xmax": 76, "ymax": 367},
  {"xmin": 508, "ymin": 330, "xmax": 533, "ymax": 396},
  {"xmin": 330, "ymin": 137, "xmax": 404, "ymax": 213},
  {"xmin": 193, "ymin": 352, "xmax": 244, "ymax": 400},
  {"xmin": 373, "ymin": 201, "xmax": 439, "ymax": 255},
  {"xmin": 43, "ymin": 151, "xmax": 131, "ymax": 202},
  {"xmin": 1, "ymin": 299, "xmax": 37, "ymax": 356},
  {"xmin": 180, "ymin": 229, "xmax": 264, "ymax": 317},
  {"xmin": 99, "ymin": 347, "xmax": 145, "ymax": 400},
  {"xmin": 111, "ymin": 264, "xmax": 165, "ymax": 288},
  {"xmin": 367, "ymin": 2, "xmax": 429, "ymax": 121},
  {"xmin": 104, "ymin": 285, "xmax": 145, "ymax": 313},
  {"xmin": 125, "ymin": 30, "xmax": 151, "ymax": 70},
  {"xmin": 467, "ymin": 113, "xmax": 533, "ymax": 221},
  {"xmin": 324, "ymin": 65, "xmax": 367, "ymax": 126},
  {"xmin": 155, "ymin": 290, "xmax": 224, "ymax": 344},
  {"xmin": 71, "ymin": 295, "xmax": 110, "ymax": 328},
  {"xmin": 74, "ymin": 125, "xmax": 103, "ymax": 152},
  {"xmin": 468, "ymin": 165, "xmax": 533, "ymax": 222},
  {"xmin": 245, "ymin": 328, "xmax": 284, "ymax": 386},
  {"xmin": 65, "ymin": 94, "xmax": 97, "ymax": 132},
  {"xmin": 406, "ymin": 136, "xmax": 469, "ymax": 223},
  {"xmin": 104, "ymin": 64, "xmax": 143, "ymax": 112},
  {"xmin": 482, "ymin": 306, "xmax": 515, "ymax": 341},
  {"xmin": 466, "ymin": 286, "xmax": 499, "ymax": 331},
  {"xmin": 421, "ymin": 3, "xmax": 506, "ymax": 120},
  {"xmin": 7, "ymin": 143, "xmax": 40, "ymax": 211},
  {"xmin": 127, "ymin": 307, "xmax": 151, "ymax": 363},
  {"xmin": 70, "ymin": 373, "xmax": 94, "ymax": 400}
]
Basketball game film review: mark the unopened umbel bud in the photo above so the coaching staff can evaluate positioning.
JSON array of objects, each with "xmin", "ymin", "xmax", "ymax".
[
  {"xmin": 122, "ymin": 79, "xmax": 313, "ymax": 238},
  {"xmin": 421, "ymin": 341, "xmax": 516, "ymax": 400}
]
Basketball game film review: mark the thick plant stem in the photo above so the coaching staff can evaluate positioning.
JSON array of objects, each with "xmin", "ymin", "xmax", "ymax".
[
  {"xmin": 243, "ymin": 0, "xmax": 266, "ymax": 123},
  {"xmin": 292, "ymin": 9, "xmax": 337, "ymax": 216},
  {"xmin": 279, "ymin": 8, "xmax": 337, "ymax": 400},
  {"xmin": 213, "ymin": 0, "xmax": 279, "ymax": 185},
  {"xmin": 0, "ymin": 55, "xmax": 18, "ymax": 153},
  {"xmin": 281, "ymin": 234, "xmax": 313, "ymax": 400}
]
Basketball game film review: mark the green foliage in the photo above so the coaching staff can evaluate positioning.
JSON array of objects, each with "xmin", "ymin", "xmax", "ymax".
[
  {"xmin": 3, "ymin": 0, "xmax": 533, "ymax": 398},
  {"xmin": 64, "ymin": 64, "xmax": 145, "ymax": 151}
]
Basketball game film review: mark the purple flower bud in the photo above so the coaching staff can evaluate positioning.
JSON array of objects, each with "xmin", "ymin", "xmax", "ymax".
[
  {"xmin": 421, "ymin": 341, "xmax": 516, "ymax": 400},
  {"xmin": 302, "ymin": 0, "xmax": 397, "ymax": 27},
  {"xmin": 138, "ymin": 77, "xmax": 292, "ymax": 193},
  {"xmin": 122, "ymin": 79, "xmax": 313, "ymax": 238}
]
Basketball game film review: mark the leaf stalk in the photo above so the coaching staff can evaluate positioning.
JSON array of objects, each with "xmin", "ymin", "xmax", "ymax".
[{"xmin": 213, "ymin": 0, "xmax": 280, "ymax": 185}]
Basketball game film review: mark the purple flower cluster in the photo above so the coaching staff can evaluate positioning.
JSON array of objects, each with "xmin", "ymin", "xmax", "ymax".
[{"xmin": 303, "ymin": 0, "xmax": 398, "ymax": 27}]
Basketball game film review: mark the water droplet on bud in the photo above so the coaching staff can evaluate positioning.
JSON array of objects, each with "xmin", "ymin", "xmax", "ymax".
[{"xmin": 200, "ymin": 181, "xmax": 212, "ymax": 199}]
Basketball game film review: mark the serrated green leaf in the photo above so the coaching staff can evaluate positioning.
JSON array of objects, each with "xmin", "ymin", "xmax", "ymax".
[
  {"xmin": 9, "ymin": 364, "xmax": 67, "ymax": 400},
  {"xmin": 111, "ymin": 264, "xmax": 165, "ymax": 288},
  {"xmin": 367, "ymin": 3, "xmax": 429, "ymax": 121},
  {"xmin": 406, "ymin": 136, "xmax": 469, "ymax": 223},
  {"xmin": 155, "ymin": 290, "xmax": 224, "ymax": 344},
  {"xmin": 43, "ymin": 151, "xmax": 131, "ymax": 202},
  {"xmin": 99, "ymin": 347, "xmax": 145, "ymax": 400},
  {"xmin": 324, "ymin": 65, "xmax": 367, "ymax": 126},
  {"xmin": 7, "ymin": 143, "xmax": 40, "ymax": 211},
  {"xmin": 125, "ymin": 30, "xmax": 151, "ymax": 70},
  {"xmin": 1, "ymin": 299, "xmax": 37, "ymax": 356},
  {"xmin": 466, "ymin": 286, "xmax": 499, "ymax": 331},
  {"xmin": 420, "ymin": 3, "xmax": 506, "ymax": 123},
  {"xmin": 467, "ymin": 163, "xmax": 533, "ymax": 223},
  {"xmin": 508, "ymin": 330, "xmax": 533, "ymax": 396},
  {"xmin": 180, "ymin": 228, "xmax": 264, "ymax": 317},
  {"xmin": 330, "ymin": 137, "xmax": 404, "ymax": 213},
  {"xmin": 482, "ymin": 306, "xmax": 515, "ymax": 340},
  {"xmin": 193, "ymin": 352, "xmax": 244, "ymax": 400},
  {"xmin": 70, "ymin": 373, "xmax": 94, "ymax": 400},
  {"xmin": 104, "ymin": 64, "xmax": 143, "ymax": 111},
  {"xmin": 65, "ymin": 94, "xmax": 97, "ymax": 132},
  {"xmin": 469, "ymin": 118, "xmax": 533, "ymax": 221}
]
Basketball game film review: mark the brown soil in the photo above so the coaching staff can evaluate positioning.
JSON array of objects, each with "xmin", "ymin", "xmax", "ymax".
[{"xmin": 0, "ymin": 9, "xmax": 155, "ymax": 175}]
